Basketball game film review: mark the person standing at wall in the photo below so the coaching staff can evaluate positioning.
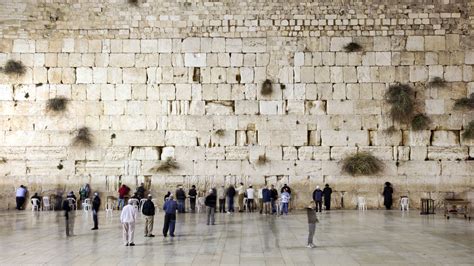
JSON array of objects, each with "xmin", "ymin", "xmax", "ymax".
[
  {"xmin": 258, "ymin": 186, "xmax": 264, "ymax": 214},
  {"xmin": 281, "ymin": 188, "xmax": 290, "ymax": 215},
  {"xmin": 91, "ymin": 192, "xmax": 101, "ymax": 230},
  {"xmin": 120, "ymin": 200, "xmax": 137, "ymax": 246},
  {"xmin": 312, "ymin": 186, "xmax": 323, "ymax": 212},
  {"xmin": 163, "ymin": 195, "xmax": 177, "ymax": 237},
  {"xmin": 306, "ymin": 201, "xmax": 319, "ymax": 248},
  {"xmin": 205, "ymin": 189, "xmax": 217, "ymax": 225},
  {"xmin": 188, "ymin": 185, "xmax": 197, "ymax": 213},
  {"xmin": 281, "ymin": 184, "xmax": 292, "ymax": 195},
  {"xmin": 246, "ymin": 185, "xmax": 255, "ymax": 212},
  {"xmin": 262, "ymin": 186, "xmax": 271, "ymax": 215},
  {"xmin": 136, "ymin": 183, "xmax": 146, "ymax": 200},
  {"xmin": 16, "ymin": 185, "xmax": 27, "ymax": 210},
  {"xmin": 62, "ymin": 198, "xmax": 74, "ymax": 237},
  {"xmin": 322, "ymin": 184, "xmax": 333, "ymax": 211},
  {"xmin": 226, "ymin": 184, "xmax": 236, "ymax": 213},
  {"xmin": 142, "ymin": 194, "xmax": 155, "ymax": 237},
  {"xmin": 175, "ymin": 185, "xmax": 186, "ymax": 213},
  {"xmin": 237, "ymin": 182, "xmax": 245, "ymax": 212},
  {"xmin": 118, "ymin": 184, "xmax": 130, "ymax": 210},
  {"xmin": 270, "ymin": 185, "xmax": 278, "ymax": 214},
  {"xmin": 217, "ymin": 185, "xmax": 226, "ymax": 213},
  {"xmin": 383, "ymin": 182, "xmax": 394, "ymax": 210},
  {"xmin": 79, "ymin": 183, "xmax": 90, "ymax": 208}
]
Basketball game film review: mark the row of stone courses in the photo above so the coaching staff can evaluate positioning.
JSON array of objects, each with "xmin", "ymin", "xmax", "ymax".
[{"xmin": 2, "ymin": 36, "xmax": 468, "ymax": 54}]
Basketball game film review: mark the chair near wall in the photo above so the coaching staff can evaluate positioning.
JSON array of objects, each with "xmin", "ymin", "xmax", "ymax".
[
  {"xmin": 139, "ymin": 198, "xmax": 147, "ymax": 212},
  {"xmin": 83, "ymin": 198, "xmax": 91, "ymax": 212},
  {"xmin": 31, "ymin": 198, "xmax": 40, "ymax": 211},
  {"xmin": 400, "ymin": 197, "xmax": 409, "ymax": 211},
  {"xmin": 67, "ymin": 198, "xmax": 77, "ymax": 210},
  {"xmin": 196, "ymin": 197, "xmax": 205, "ymax": 213},
  {"xmin": 357, "ymin": 196, "xmax": 367, "ymax": 211},
  {"xmin": 42, "ymin": 197, "xmax": 51, "ymax": 211}
]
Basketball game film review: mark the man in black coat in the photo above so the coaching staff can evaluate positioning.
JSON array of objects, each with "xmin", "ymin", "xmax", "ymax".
[
  {"xmin": 142, "ymin": 194, "xmax": 156, "ymax": 237},
  {"xmin": 136, "ymin": 183, "xmax": 146, "ymax": 200},
  {"xmin": 91, "ymin": 192, "xmax": 101, "ymax": 230},
  {"xmin": 188, "ymin": 185, "xmax": 197, "ymax": 213},
  {"xmin": 226, "ymin": 185, "xmax": 236, "ymax": 213},
  {"xmin": 63, "ymin": 199, "xmax": 74, "ymax": 236},
  {"xmin": 205, "ymin": 189, "xmax": 217, "ymax": 225},
  {"xmin": 270, "ymin": 185, "xmax": 278, "ymax": 214},
  {"xmin": 175, "ymin": 186, "xmax": 186, "ymax": 213},
  {"xmin": 322, "ymin": 184, "xmax": 333, "ymax": 211}
]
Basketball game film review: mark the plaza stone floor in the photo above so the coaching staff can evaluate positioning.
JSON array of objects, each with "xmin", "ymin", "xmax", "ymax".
[{"xmin": 0, "ymin": 210, "xmax": 472, "ymax": 266}]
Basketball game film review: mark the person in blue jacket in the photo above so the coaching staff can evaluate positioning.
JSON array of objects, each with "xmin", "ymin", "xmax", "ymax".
[
  {"xmin": 163, "ymin": 195, "xmax": 178, "ymax": 237},
  {"xmin": 312, "ymin": 186, "xmax": 323, "ymax": 212}
]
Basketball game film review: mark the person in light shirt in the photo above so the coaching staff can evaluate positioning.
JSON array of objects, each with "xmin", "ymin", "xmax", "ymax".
[
  {"xmin": 120, "ymin": 200, "xmax": 138, "ymax": 246},
  {"xmin": 246, "ymin": 185, "xmax": 255, "ymax": 212},
  {"xmin": 16, "ymin": 185, "xmax": 27, "ymax": 210},
  {"xmin": 237, "ymin": 182, "xmax": 245, "ymax": 212}
]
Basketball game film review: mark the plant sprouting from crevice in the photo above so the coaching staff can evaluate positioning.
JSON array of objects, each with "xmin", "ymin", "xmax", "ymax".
[
  {"xmin": 343, "ymin": 42, "xmax": 363, "ymax": 52},
  {"xmin": 150, "ymin": 157, "xmax": 179, "ymax": 173},
  {"xmin": 427, "ymin": 77, "xmax": 446, "ymax": 88},
  {"xmin": 341, "ymin": 152, "xmax": 383, "ymax": 176},
  {"xmin": 72, "ymin": 127, "xmax": 93, "ymax": 147},
  {"xmin": 256, "ymin": 155, "xmax": 268, "ymax": 165},
  {"xmin": 385, "ymin": 84, "xmax": 415, "ymax": 123},
  {"xmin": 261, "ymin": 79, "xmax": 273, "ymax": 95},
  {"xmin": 454, "ymin": 93, "xmax": 474, "ymax": 110},
  {"xmin": 1, "ymin": 60, "xmax": 26, "ymax": 76},
  {"xmin": 462, "ymin": 120, "xmax": 474, "ymax": 140},
  {"xmin": 411, "ymin": 114, "xmax": 431, "ymax": 131},
  {"xmin": 214, "ymin": 129, "xmax": 225, "ymax": 137},
  {"xmin": 383, "ymin": 126, "xmax": 398, "ymax": 135},
  {"xmin": 46, "ymin": 97, "xmax": 68, "ymax": 113}
]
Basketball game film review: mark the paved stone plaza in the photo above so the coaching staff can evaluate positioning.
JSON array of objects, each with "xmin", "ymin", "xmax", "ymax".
[{"xmin": 0, "ymin": 210, "xmax": 472, "ymax": 265}]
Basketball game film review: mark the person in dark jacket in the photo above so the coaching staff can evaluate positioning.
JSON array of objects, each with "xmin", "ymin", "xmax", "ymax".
[
  {"xmin": 91, "ymin": 192, "xmax": 101, "ymax": 230},
  {"xmin": 63, "ymin": 199, "xmax": 74, "ymax": 237},
  {"xmin": 136, "ymin": 183, "xmax": 145, "ymax": 200},
  {"xmin": 383, "ymin": 182, "xmax": 394, "ymax": 210},
  {"xmin": 270, "ymin": 185, "xmax": 278, "ymax": 214},
  {"xmin": 142, "ymin": 194, "xmax": 155, "ymax": 237},
  {"xmin": 163, "ymin": 195, "xmax": 177, "ymax": 237},
  {"xmin": 205, "ymin": 189, "xmax": 217, "ymax": 225},
  {"xmin": 262, "ymin": 186, "xmax": 271, "ymax": 214},
  {"xmin": 281, "ymin": 184, "xmax": 292, "ymax": 195},
  {"xmin": 188, "ymin": 185, "xmax": 197, "ymax": 213},
  {"xmin": 175, "ymin": 186, "xmax": 186, "ymax": 213},
  {"xmin": 30, "ymin": 192, "xmax": 41, "ymax": 210},
  {"xmin": 322, "ymin": 184, "xmax": 333, "ymax": 211},
  {"xmin": 164, "ymin": 191, "xmax": 171, "ymax": 201},
  {"xmin": 312, "ymin": 186, "xmax": 323, "ymax": 212},
  {"xmin": 226, "ymin": 185, "xmax": 236, "ymax": 213},
  {"xmin": 306, "ymin": 201, "xmax": 319, "ymax": 248}
]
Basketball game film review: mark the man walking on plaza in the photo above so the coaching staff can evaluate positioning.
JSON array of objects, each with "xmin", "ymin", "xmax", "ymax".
[
  {"xmin": 120, "ymin": 200, "xmax": 137, "ymax": 246},
  {"xmin": 63, "ymin": 198, "xmax": 74, "ymax": 237},
  {"xmin": 163, "ymin": 195, "xmax": 178, "ymax": 237},
  {"xmin": 142, "ymin": 194, "xmax": 155, "ymax": 237},
  {"xmin": 91, "ymin": 192, "xmax": 100, "ymax": 230}
]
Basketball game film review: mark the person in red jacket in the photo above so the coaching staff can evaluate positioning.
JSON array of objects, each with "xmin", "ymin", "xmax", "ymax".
[{"xmin": 118, "ymin": 184, "xmax": 130, "ymax": 210}]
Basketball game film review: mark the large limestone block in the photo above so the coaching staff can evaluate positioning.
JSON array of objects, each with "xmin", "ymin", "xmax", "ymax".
[
  {"xmin": 431, "ymin": 130, "xmax": 459, "ymax": 146},
  {"xmin": 123, "ymin": 68, "xmax": 146, "ymax": 84},
  {"xmin": 194, "ymin": 160, "xmax": 218, "ymax": 175},
  {"xmin": 406, "ymin": 36, "xmax": 424, "ymax": 51},
  {"xmin": 326, "ymin": 100, "xmax": 353, "ymax": 114},
  {"xmin": 165, "ymin": 131, "xmax": 197, "ymax": 146},
  {"xmin": 113, "ymin": 131, "xmax": 164, "ymax": 146},
  {"xmin": 403, "ymin": 130, "xmax": 431, "ymax": 146},
  {"xmin": 184, "ymin": 53, "xmax": 206, "ymax": 67},
  {"xmin": 321, "ymin": 130, "xmax": 369, "ymax": 146},
  {"xmin": 425, "ymin": 36, "xmax": 446, "ymax": 51},
  {"xmin": 427, "ymin": 146, "xmax": 469, "ymax": 161},
  {"xmin": 76, "ymin": 67, "xmax": 92, "ymax": 84},
  {"xmin": 441, "ymin": 161, "xmax": 474, "ymax": 176},
  {"xmin": 330, "ymin": 147, "xmax": 358, "ymax": 160},
  {"xmin": 397, "ymin": 161, "xmax": 440, "ymax": 176},
  {"xmin": 242, "ymin": 38, "xmax": 266, "ymax": 53},
  {"xmin": 109, "ymin": 54, "xmax": 135, "ymax": 67},
  {"xmin": 182, "ymin": 38, "xmax": 201, "ymax": 52}
]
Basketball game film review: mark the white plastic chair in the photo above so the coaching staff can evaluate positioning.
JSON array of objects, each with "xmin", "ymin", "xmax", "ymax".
[
  {"xmin": 151, "ymin": 199, "xmax": 159, "ymax": 213},
  {"xmin": 31, "ymin": 199, "xmax": 40, "ymax": 211},
  {"xmin": 42, "ymin": 197, "xmax": 51, "ymax": 211},
  {"xmin": 400, "ymin": 197, "xmax": 409, "ymax": 211},
  {"xmin": 105, "ymin": 200, "xmax": 115, "ymax": 217},
  {"xmin": 83, "ymin": 198, "xmax": 91, "ymax": 212},
  {"xmin": 357, "ymin": 197, "xmax": 367, "ymax": 211},
  {"xmin": 139, "ymin": 198, "xmax": 147, "ymax": 212},
  {"xmin": 196, "ymin": 197, "xmax": 205, "ymax": 213}
]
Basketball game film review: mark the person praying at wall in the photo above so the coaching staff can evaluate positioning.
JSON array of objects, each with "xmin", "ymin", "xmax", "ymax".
[
  {"xmin": 175, "ymin": 185, "xmax": 186, "ymax": 213},
  {"xmin": 91, "ymin": 192, "xmax": 100, "ymax": 230},
  {"xmin": 118, "ymin": 184, "xmax": 130, "ymax": 210},
  {"xmin": 312, "ymin": 186, "xmax": 323, "ymax": 212},
  {"xmin": 237, "ymin": 182, "xmax": 245, "ymax": 212},
  {"xmin": 188, "ymin": 185, "xmax": 197, "ymax": 213},
  {"xmin": 136, "ymin": 183, "xmax": 145, "ymax": 200},
  {"xmin": 205, "ymin": 189, "xmax": 217, "ymax": 225},
  {"xmin": 323, "ymin": 184, "xmax": 333, "ymax": 211},
  {"xmin": 226, "ymin": 184, "xmax": 236, "ymax": 213},
  {"xmin": 15, "ymin": 185, "xmax": 27, "ymax": 210},
  {"xmin": 383, "ymin": 182, "xmax": 394, "ymax": 210}
]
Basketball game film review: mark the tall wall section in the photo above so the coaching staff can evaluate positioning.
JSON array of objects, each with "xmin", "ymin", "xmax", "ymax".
[{"xmin": 0, "ymin": 0, "xmax": 473, "ymax": 209}]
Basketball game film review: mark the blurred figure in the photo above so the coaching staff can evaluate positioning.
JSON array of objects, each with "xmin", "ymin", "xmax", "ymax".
[
  {"xmin": 121, "ymin": 200, "xmax": 137, "ymax": 246},
  {"xmin": 226, "ymin": 185, "xmax": 236, "ymax": 213},
  {"xmin": 164, "ymin": 191, "xmax": 171, "ymax": 201},
  {"xmin": 67, "ymin": 191, "xmax": 77, "ymax": 200},
  {"xmin": 118, "ymin": 184, "xmax": 130, "ymax": 210},
  {"xmin": 79, "ymin": 183, "xmax": 90, "ymax": 202},
  {"xmin": 205, "ymin": 189, "xmax": 217, "ymax": 225},
  {"xmin": 281, "ymin": 188, "xmax": 290, "ymax": 215},
  {"xmin": 323, "ymin": 184, "xmax": 333, "ymax": 211},
  {"xmin": 188, "ymin": 185, "xmax": 197, "ymax": 213},
  {"xmin": 262, "ymin": 186, "xmax": 271, "ymax": 215},
  {"xmin": 15, "ymin": 185, "xmax": 27, "ymax": 210},
  {"xmin": 383, "ymin": 182, "xmax": 394, "ymax": 210},
  {"xmin": 142, "ymin": 194, "xmax": 155, "ymax": 237},
  {"xmin": 30, "ymin": 192, "xmax": 41, "ymax": 211},
  {"xmin": 237, "ymin": 182, "xmax": 245, "ymax": 212},
  {"xmin": 217, "ymin": 185, "xmax": 226, "ymax": 213},
  {"xmin": 270, "ymin": 185, "xmax": 278, "ymax": 214},
  {"xmin": 175, "ymin": 185, "xmax": 186, "ymax": 213},
  {"xmin": 136, "ymin": 183, "xmax": 145, "ymax": 200},
  {"xmin": 62, "ymin": 198, "xmax": 74, "ymax": 237},
  {"xmin": 306, "ymin": 201, "xmax": 319, "ymax": 248},
  {"xmin": 163, "ymin": 195, "xmax": 177, "ymax": 237},
  {"xmin": 91, "ymin": 192, "xmax": 101, "ymax": 230},
  {"xmin": 258, "ymin": 186, "xmax": 264, "ymax": 214}
]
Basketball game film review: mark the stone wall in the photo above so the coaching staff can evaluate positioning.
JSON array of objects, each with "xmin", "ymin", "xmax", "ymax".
[{"xmin": 0, "ymin": 0, "xmax": 473, "ymax": 210}]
